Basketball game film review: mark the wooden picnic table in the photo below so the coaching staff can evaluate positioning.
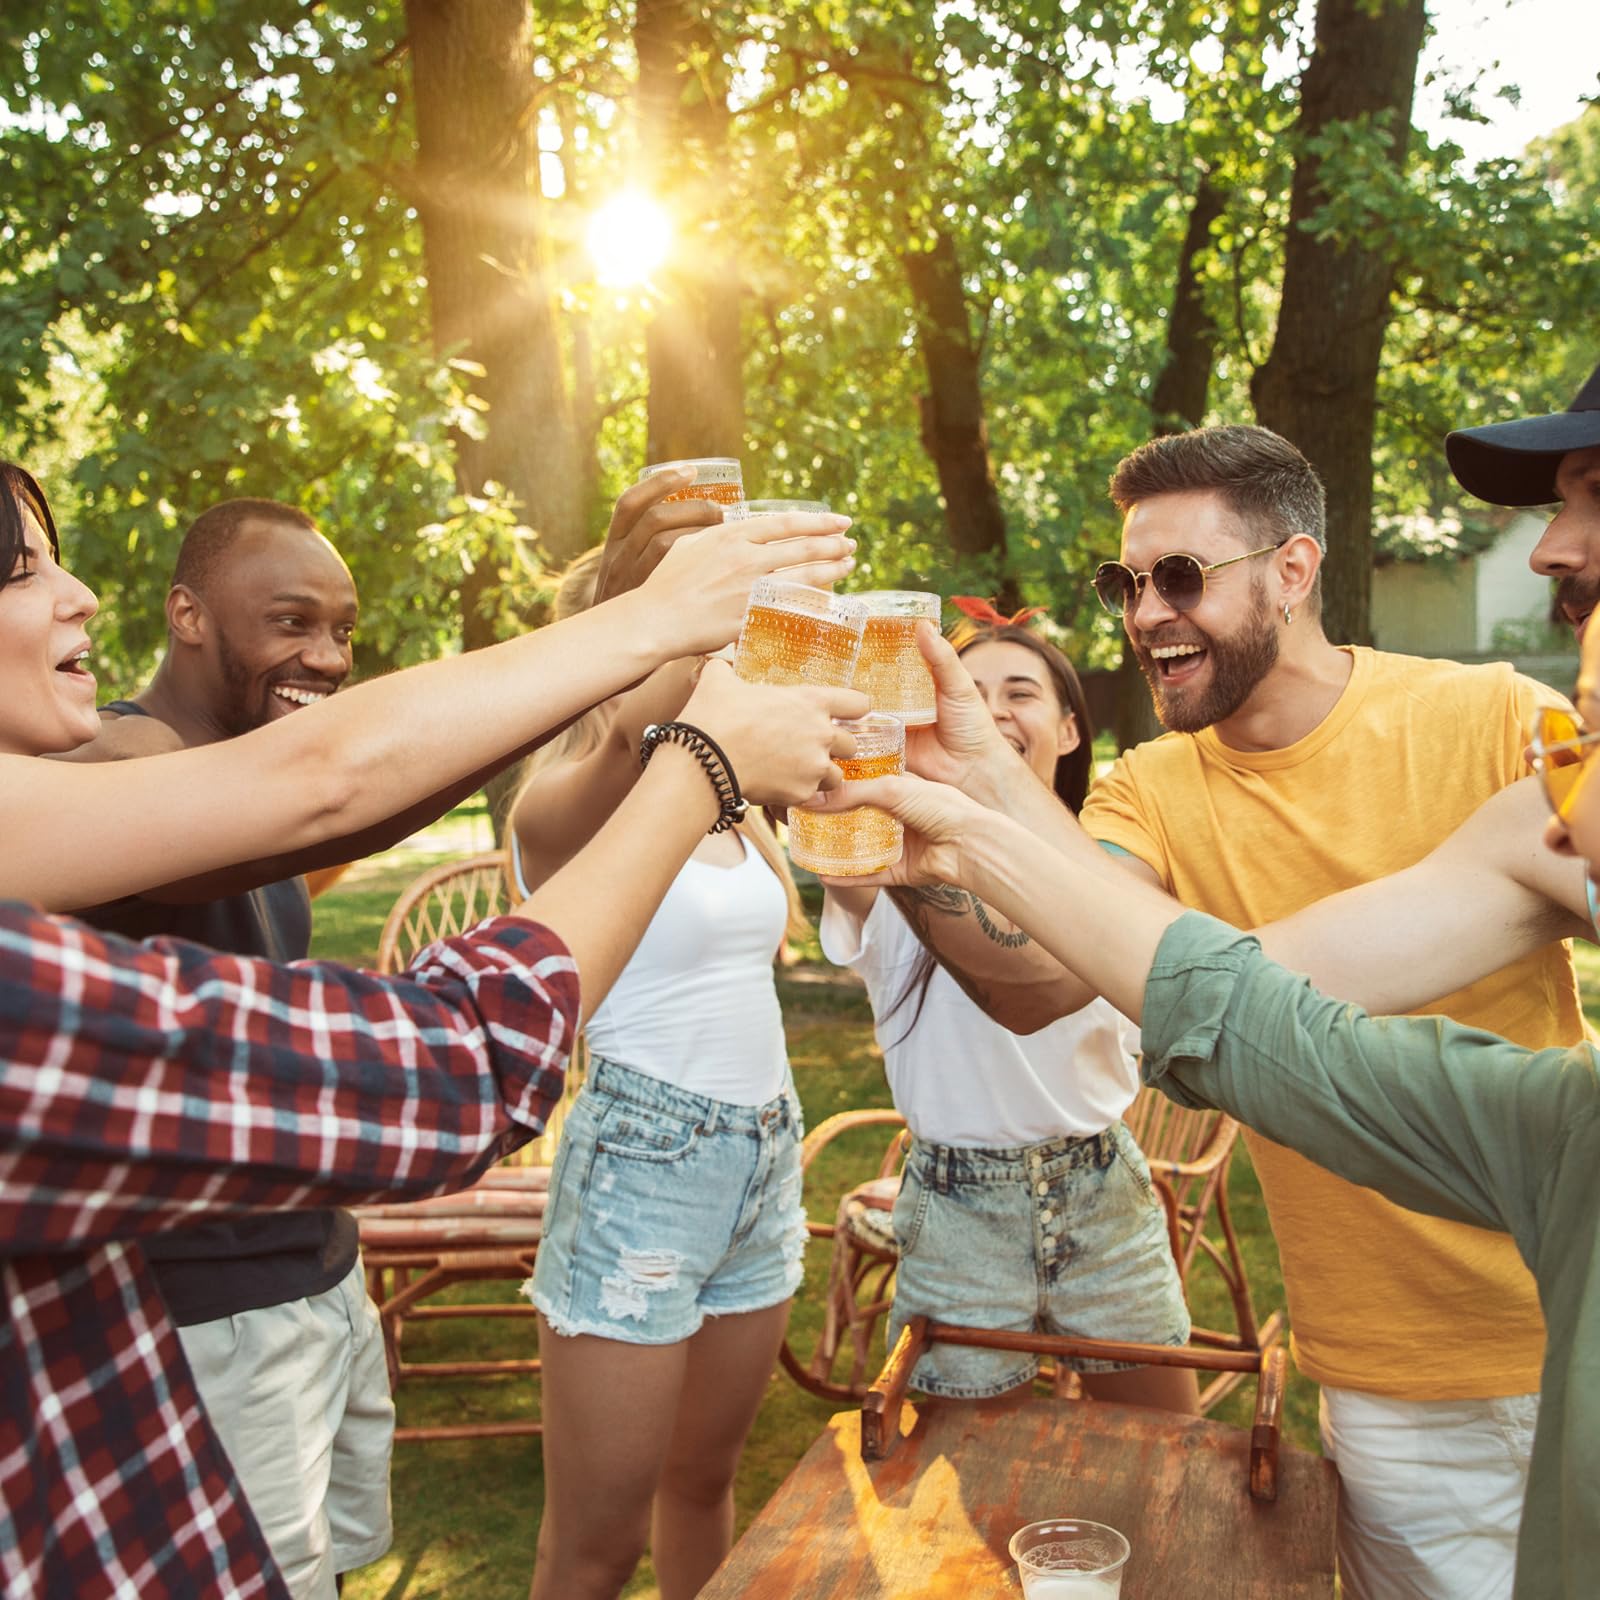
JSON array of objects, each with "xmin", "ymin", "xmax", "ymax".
[{"xmin": 701, "ymin": 1395, "xmax": 1337, "ymax": 1597}]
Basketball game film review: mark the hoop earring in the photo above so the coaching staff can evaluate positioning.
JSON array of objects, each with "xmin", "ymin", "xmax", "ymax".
[{"xmin": 1283, "ymin": 602, "xmax": 1292, "ymax": 626}]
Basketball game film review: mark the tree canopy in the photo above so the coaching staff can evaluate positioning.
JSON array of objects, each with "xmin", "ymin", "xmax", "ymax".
[{"xmin": 3, "ymin": 0, "xmax": 1595, "ymax": 699}]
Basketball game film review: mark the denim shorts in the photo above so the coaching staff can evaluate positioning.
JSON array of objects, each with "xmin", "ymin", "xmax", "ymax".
[
  {"xmin": 527, "ymin": 1057, "xmax": 807, "ymax": 1344},
  {"xmin": 889, "ymin": 1121, "xmax": 1189, "ymax": 1397}
]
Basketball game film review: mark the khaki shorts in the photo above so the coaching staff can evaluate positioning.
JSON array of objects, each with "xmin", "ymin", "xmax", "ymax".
[{"xmin": 178, "ymin": 1258, "xmax": 394, "ymax": 1599}]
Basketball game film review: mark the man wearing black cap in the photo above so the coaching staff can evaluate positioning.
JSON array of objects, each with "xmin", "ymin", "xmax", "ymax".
[{"xmin": 1448, "ymin": 362, "xmax": 1600, "ymax": 639}]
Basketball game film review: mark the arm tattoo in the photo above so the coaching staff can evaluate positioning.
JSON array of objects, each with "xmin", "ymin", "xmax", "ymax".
[{"xmin": 894, "ymin": 882, "xmax": 1032, "ymax": 949}]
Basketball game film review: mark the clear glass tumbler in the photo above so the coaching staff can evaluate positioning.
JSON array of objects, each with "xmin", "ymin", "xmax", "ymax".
[
  {"xmin": 733, "ymin": 579, "xmax": 867, "ymax": 689},
  {"xmin": 743, "ymin": 498, "xmax": 831, "ymax": 515},
  {"xmin": 787, "ymin": 711, "xmax": 904, "ymax": 876},
  {"xmin": 850, "ymin": 590, "xmax": 942, "ymax": 726},
  {"xmin": 636, "ymin": 457, "xmax": 745, "ymax": 507}
]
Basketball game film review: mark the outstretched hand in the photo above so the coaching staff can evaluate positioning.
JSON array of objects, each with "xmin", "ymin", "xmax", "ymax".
[
  {"xmin": 680, "ymin": 660, "xmax": 869, "ymax": 807},
  {"xmin": 803, "ymin": 771, "xmax": 991, "ymax": 890},
  {"xmin": 639, "ymin": 512, "xmax": 857, "ymax": 657},
  {"xmin": 903, "ymin": 623, "xmax": 1026, "ymax": 801},
  {"xmin": 593, "ymin": 469, "xmax": 724, "ymax": 606}
]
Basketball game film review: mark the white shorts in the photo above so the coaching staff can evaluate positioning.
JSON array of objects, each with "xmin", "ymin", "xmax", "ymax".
[
  {"xmin": 1319, "ymin": 1384, "xmax": 1537, "ymax": 1600},
  {"xmin": 178, "ymin": 1258, "xmax": 395, "ymax": 1599}
]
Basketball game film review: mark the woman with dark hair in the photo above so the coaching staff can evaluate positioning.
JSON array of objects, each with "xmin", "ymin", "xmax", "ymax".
[{"xmin": 820, "ymin": 607, "xmax": 1197, "ymax": 1412}]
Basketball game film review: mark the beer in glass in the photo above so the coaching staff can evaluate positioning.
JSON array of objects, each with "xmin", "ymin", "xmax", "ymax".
[
  {"xmin": 734, "ymin": 579, "xmax": 867, "ymax": 689},
  {"xmin": 851, "ymin": 591, "xmax": 941, "ymax": 725},
  {"xmin": 637, "ymin": 457, "xmax": 745, "ymax": 507},
  {"xmin": 787, "ymin": 712, "xmax": 904, "ymax": 876}
]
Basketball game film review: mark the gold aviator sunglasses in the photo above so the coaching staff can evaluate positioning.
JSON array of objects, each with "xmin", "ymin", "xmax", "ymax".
[{"xmin": 1529, "ymin": 706, "xmax": 1600, "ymax": 821}]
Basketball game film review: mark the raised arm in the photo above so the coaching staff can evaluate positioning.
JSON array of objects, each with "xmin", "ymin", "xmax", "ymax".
[
  {"xmin": 2, "ymin": 665, "xmax": 858, "ymax": 1249},
  {"xmin": 820, "ymin": 769, "xmax": 1582, "ymax": 1242},
  {"xmin": 511, "ymin": 657, "xmax": 698, "ymax": 889},
  {"xmin": 7, "ymin": 512, "xmax": 854, "ymax": 912},
  {"xmin": 871, "ymin": 624, "xmax": 1124, "ymax": 1029},
  {"xmin": 524, "ymin": 663, "xmax": 862, "ymax": 1016},
  {"xmin": 0, "ymin": 903, "xmax": 582, "ymax": 1253},
  {"xmin": 1257, "ymin": 776, "xmax": 1592, "ymax": 1010}
]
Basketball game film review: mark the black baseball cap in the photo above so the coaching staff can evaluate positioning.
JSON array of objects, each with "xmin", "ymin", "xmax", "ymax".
[{"xmin": 1445, "ymin": 361, "xmax": 1600, "ymax": 507}]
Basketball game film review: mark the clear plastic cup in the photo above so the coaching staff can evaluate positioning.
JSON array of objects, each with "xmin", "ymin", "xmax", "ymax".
[
  {"xmin": 850, "ymin": 590, "xmax": 942, "ymax": 725},
  {"xmin": 787, "ymin": 712, "xmax": 904, "ymax": 876},
  {"xmin": 1008, "ymin": 1520, "xmax": 1130, "ymax": 1599},
  {"xmin": 733, "ymin": 579, "xmax": 867, "ymax": 689},
  {"xmin": 637, "ymin": 457, "xmax": 745, "ymax": 507}
]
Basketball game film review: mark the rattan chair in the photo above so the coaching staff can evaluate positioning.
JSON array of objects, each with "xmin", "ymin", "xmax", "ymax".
[
  {"xmin": 780, "ymin": 1087, "xmax": 1281, "ymax": 1411},
  {"xmin": 355, "ymin": 850, "xmax": 583, "ymax": 1442}
]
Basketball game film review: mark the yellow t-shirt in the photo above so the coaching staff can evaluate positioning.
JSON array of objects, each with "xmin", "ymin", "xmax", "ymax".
[{"xmin": 1082, "ymin": 647, "xmax": 1580, "ymax": 1399}]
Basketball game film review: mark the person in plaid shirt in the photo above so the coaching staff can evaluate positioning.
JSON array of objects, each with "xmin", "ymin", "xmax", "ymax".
[{"xmin": 0, "ymin": 462, "xmax": 868, "ymax": 1597}]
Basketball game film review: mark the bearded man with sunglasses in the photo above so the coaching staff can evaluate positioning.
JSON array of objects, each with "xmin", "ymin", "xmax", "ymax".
[{"xmin": 886, "ymin": 423, "xmax": 1581, "ymax": 1599}]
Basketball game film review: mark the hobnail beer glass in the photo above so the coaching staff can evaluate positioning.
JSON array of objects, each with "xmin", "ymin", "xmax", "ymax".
[
  {"xmin": 733, "ymin": 579, "xmax": 867, "ymax": 689},
  {"xmin": 787, "ymin": 712, "xmax": 904, "ymax": 876},
  {"xmin": 636, "ymin": 457, "xmax": 745, "ymax": 507},
  {"xmin": 851, "ymin": 590, "xmax": 941, "ymax": 725},
  {"xmin": 743, "ymin": 498, "xmax": 831, "ymax": 515}
]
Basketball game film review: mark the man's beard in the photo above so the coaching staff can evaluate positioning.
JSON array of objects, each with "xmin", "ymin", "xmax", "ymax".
[
  {"xmin": 213, "ymin": 633, "xmax": 266, "ymax": 736},
  {"xmin": 1134, "ymin": 580, "xmax": 1279, "ymax": 734},
  {"xmin": 1554, "ymin": 574, "xmax": 1600, "ymax": 635}
]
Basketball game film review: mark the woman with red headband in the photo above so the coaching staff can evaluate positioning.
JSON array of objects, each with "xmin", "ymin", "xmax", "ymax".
[{"xmin": 818, "ymin": 597, "xmax": 1197, "ymax": 1411}]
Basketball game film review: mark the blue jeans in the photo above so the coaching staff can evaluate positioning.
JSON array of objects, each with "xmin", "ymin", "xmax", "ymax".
[
  {"xmin": 889, "ymin": 1122, "xmax": 1189, "ymax": 1397},
  {"xmin": 529, "ymin": 1058, "xmax": 806, "ymax": 1343}
]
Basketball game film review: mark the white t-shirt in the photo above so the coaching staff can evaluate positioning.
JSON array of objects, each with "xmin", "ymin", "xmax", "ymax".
[
  {"xmin": 511, "ymin": 831, "xmax": 789, "ymax": 1105},
  {"xmin": 820, "ymin": 893, "xmax": 1141, "ymax": 1147}
]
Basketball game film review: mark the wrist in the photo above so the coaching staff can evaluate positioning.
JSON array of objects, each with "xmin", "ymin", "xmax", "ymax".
[
  {"xmin": 961, "ymin": 738, "xmax": 1028, "ymax": 811},
  {"xmin": 639, "ymin": 720, "xmax": 748, "ymax": 833},
  {"xmin": 603, "ymin": 588, "xmax": 680, "ymax": 674},
  {"xmin": 956, "ymin": 813, "xmax": 1031, "ymax": 915},
  {"xmin": 637, "ymin": 741, "xmax": 723, "ymax": 834}
]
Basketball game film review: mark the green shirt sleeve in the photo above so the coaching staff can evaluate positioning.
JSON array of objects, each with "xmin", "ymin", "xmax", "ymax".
[{"xmin": 1140, "ymin": 912, "xmax": 1593, "ymax": 1266}]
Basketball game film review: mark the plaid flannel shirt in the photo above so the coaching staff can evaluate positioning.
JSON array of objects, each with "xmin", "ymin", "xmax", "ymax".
[{"xmin": 0, "ymin": 902, "xmax": 579, "ymax": 1600}]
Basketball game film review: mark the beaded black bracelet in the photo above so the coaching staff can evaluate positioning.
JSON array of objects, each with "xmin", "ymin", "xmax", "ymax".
[{"xmin": 639, "ymin": 720, "xmax": 749, "ymax": 834}]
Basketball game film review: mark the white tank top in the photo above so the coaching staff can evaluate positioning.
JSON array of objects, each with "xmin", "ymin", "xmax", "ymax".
[
  {"xmin": 511, "ymin": 831, "xmax": 790, "ymax": 1105},
  {"xmin": 821, "ymin": 893, "xmax": 1141, "ymax": 1146}
]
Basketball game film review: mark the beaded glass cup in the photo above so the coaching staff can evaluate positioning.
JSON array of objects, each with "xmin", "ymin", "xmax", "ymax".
[
  {"xmin": 850, "ymin": 590, "xmax": 941, "ymax": 726},
  {"xmin": 636, "ymin": 457, "xmax": 745, "ymax": 507},
  {"xmin": 743, "ymin": 498, "xmax": 831, "ymax": 515},
  {"xmin": 733, "ymin": 579, "xmax": 867, "ymax": 689},
  {"xmin": 787, "ymin": 712, "xmax": 904, "ymax": 877}
]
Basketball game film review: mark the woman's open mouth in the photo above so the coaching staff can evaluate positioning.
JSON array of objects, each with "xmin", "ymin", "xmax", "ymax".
[{"xmin": 55, "ymin": 646, "xmax": 95, "ymax": 689}]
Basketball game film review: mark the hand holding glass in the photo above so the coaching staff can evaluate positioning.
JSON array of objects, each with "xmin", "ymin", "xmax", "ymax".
[{"xmin": 787, "ymin": 712, "xmax": 904, "ymax": 876}]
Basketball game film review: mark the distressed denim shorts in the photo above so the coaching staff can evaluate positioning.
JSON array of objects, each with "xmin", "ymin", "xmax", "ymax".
[
  {"xmin": 527, "ymin": 1057, "xmax": 807, "ymax": 1344},
  {"xmin": 888, "ymin": 1122, "xmax": 1189, "ymax": 1397}
]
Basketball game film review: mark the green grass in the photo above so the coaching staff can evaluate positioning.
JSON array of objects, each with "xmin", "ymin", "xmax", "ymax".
[{"xmin": 315, "ymin": 820, "xmax": 1328, "ymax": 1600}]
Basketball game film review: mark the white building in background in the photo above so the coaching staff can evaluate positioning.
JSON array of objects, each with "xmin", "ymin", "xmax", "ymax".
[{"xmin": 1371, "ymin": 508, "xmax": 1577, "ymax": 689}]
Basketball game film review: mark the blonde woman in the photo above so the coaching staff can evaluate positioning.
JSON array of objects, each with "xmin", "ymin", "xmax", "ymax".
[{"xmin": 511, "ymin": 547, "xmax": 811, "ymax": 1600}]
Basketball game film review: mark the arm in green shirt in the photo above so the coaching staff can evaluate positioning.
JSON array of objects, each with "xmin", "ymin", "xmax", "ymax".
[{"xmin": 1140, "ymin": 912, "xmax": 1597, "ymax": 1265}]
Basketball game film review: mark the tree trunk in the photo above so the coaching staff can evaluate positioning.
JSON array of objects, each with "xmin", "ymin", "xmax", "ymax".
[
  {"xmin": 904, "ymin": 229, "xmax": 1012, "ymax": 602},
  {"xmin": 405, "ymin": 0, "xmax": 586, "ymax": 838},
  {"xmin": 1112, "ymin": 176, "xmax": 1227, "ymax": 752},
  {"xmin": 405, "ymin": 0, "xmax": 586, "ymax": 576},
  {"xmin": 634, "ymin": 0, "xmax": 744, "ymax": 462},
  {"xmin": 1151, "ymin": 175, "xmax": 1225, "ymax": 434},
  {"xmin": 1250, "ymin": 0, "xmax": 1428, "ymax": 648}
]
